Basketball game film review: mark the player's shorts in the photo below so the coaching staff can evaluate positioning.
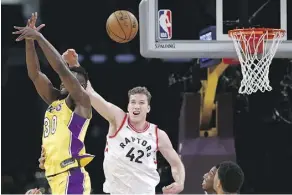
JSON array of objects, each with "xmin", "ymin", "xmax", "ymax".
[
  {"xmin": 104, "ymin": 176, "xmax": 155, "ymax": 194},
  {"xmin": 47, "ymin": 167, "xmax": 91, "ymax": 194}
]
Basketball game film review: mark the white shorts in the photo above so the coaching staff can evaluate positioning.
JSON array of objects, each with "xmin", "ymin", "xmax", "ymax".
[{"xmin": 103, "ymin": 176, "xmax": 155, "ymax": 194}]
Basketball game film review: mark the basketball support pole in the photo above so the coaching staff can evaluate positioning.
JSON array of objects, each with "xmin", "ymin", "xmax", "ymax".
[
  {"xmin": 199, "ymin": 61, "xmax": 229, "ymax": 137},
  {"xmin": 199, "ymin": 0, "xmax": 248, "ymax": 136}
]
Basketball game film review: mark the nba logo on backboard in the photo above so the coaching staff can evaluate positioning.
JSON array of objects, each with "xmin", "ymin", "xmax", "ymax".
[{"xmin": 158, "ymin": 9, "xmax": 172, "ymax": 39}]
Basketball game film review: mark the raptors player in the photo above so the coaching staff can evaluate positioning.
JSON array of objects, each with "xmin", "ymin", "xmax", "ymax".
[{"xmin": 64, "ymin": 50, "xmax": 185, "ymax": 194}]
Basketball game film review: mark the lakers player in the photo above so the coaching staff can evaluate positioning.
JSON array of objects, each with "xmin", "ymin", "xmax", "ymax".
[
  {"xmin": 13, "ymin": 13, "xmax": 94, "ymax": 194},
  {"xmin": 213, "ymin": 161, "xmax": 244, "ymax": 194},
  {"xmin": 55, "ymin": 50, "xmax": 185, "ymax": 194}
]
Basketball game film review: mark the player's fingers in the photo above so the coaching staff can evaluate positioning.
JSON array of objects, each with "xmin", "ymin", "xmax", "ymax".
[
  {"xmin": 25, "ymin": 189, "xmax": 33, "ymax": 194},
  {"xmin": 38, "ymin": 157, "xmax": 45, "ymax": 164},
  {"xmin": 68, "ymin": 49, "xmax": 76, "ymax": 54},
  {"xmin": 36, "ymin": 24, "xmax": 45, "ymax": 31},
  {"xmin": 12, "ymin": 30, "xmax": 24, "ymax": 35},
  {"xmin": 30, "ymin": 14, "xmax": 34, "ymax": 24},
  {"xmin": 165, "ymin": 184, "xmax": 172, "ymax": 189},
  {"xmin": 34, "ymin": 189, "xmax": 41, "ymax": 194},
  {"xmin": 39, "ymin": 161, "xmax": 45, "ymax": 169},
  {"xmin": 63, "ymin": 50, "xmax": 68, "ymax": 55},
  {"xmin": 29, "ymin": 18, "xmax": 34, "ymax": 26},
  {"xmin": 32, "ymin": 12, "xmax": 36, "ymax": 21},
  {"xmin": 13, "ymin": 26, "xmax": 25, "ymax": 30},
  {"xmin": 41, "ymin": 149, "xmax": 45, "ymax": 156},
  {"xmin": 162, "ymin": 189, "xmax": 172, "ymax": 195},
  {"xmin": 68, "ymin": 51, "xmax": 78, "ymax": 58},
  {"xmin": 165, "ymin": 184, "xmax": 174, "ymax": 190},
  {"xmin": 162, "ymin": 186, "xmax": 169, "ymax": 192},
  {"xmin": 27, "ymin": 189, "xmax": 38, "ymax": 194},
  {"xmin": 13, "ymin": 28, "xmax": 26, "ymax": 35},
  {"xmin": 68, "ymin": 49, "xmax": 76, "ymax": 53},
  {"xmin": 16, "ymin": 31, "xmax": 28, "ymax": 41},
  {"xmin": 31, "ymin": 13, "xmax": 37, "ymax": 26}
]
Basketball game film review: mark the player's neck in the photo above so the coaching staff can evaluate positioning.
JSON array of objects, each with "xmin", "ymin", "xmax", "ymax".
[{"xmin": 128, "ymin": 118, "xmax": 148, "ymax": 132}]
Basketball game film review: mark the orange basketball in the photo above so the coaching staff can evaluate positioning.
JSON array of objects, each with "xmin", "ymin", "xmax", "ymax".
[{"xmin": 106, "ymin": 10, "xmax": 139, "ymax": 43}]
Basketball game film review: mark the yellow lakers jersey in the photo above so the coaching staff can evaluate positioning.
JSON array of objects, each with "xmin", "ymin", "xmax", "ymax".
[{"xmin": 42, "ymin": 99, "xmax": 94, "ymax": 176}]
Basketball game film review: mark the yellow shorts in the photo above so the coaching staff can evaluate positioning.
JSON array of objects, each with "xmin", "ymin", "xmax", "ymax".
[{"xmin": 47, "ymin": 167, "xmax": 91, "ymax": 194}]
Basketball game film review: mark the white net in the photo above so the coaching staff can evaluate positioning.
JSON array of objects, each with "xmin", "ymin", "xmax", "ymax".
[{"xmin": 229, "ymin": 29, "xmax": 286, "ymax": 94}]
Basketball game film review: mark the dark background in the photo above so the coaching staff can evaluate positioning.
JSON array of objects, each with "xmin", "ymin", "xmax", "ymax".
[{"xmin": 2, "ymin": 0, "xmax": 292, "ymax": 194}]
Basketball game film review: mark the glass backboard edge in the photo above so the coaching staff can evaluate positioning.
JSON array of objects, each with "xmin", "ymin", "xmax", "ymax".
[
  {"xmin": 139, "ymin": 0, "xmax": 292, "ymax": 58},
  {"xmin": 216, "ymin": 0, "xmax": 287, "ymax": 41}
]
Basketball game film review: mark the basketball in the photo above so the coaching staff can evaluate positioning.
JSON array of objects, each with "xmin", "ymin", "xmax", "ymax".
[{"xmin": 106, "ymin": 10, "xmax": 138, "ymax": 43}]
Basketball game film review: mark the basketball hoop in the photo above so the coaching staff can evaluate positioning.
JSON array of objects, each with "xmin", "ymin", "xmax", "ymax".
[{"xmin": 228, "ymin": 28, "xmax": 286, "ymax": 94}]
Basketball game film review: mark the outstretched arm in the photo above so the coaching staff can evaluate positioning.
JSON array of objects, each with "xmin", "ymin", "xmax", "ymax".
[
  {"xmin": 158, "ymin": 130, "xmax": 185, "ymax": 194},
  {"xmin": 26, "ymin": 39, "xmax": 60, "ymax": 104},
  {"xmin": 13, "ymin": 15, "xmax": 89, "ymax": 108},
  {"xmin": 62, "ymin": 49, "xmax": 125, "ymax": 126},
  {"xmin": 24, "ymin": 13, "xmax": 60, "ymax": 104},
  {"xmin": 35, "ymin": 35, "xmax": 91, "ymax": 109},
  {"xmin": 86, "ymin": 81, "xmax": 125, "ymax": 123}
]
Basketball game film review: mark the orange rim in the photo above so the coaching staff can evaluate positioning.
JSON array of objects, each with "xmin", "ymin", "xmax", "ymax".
[{"xmin": 228, "ymin": 28, "xmax": 286, "ymax": 40}]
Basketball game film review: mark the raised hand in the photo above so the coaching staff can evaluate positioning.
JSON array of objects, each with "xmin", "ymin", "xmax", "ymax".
[
  {"xmin": 27, "ymin": 12, "xmax": 44, "ymax": 30},
  {"xmin": 12, "ymin": 12, "xmax": 45, "ymax": 41},
  {"xmin": 62, "ymin": 49, "xmax": 79, "ymax": 67},
  {"xmin": 13, "ymin": 27, "xmax": 42, "ymax": 41}
]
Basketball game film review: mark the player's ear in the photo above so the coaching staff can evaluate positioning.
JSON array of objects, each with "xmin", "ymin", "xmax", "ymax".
[
  {"xmin": 127, "ymin": 103, "xmax": 130, "ymax": 112},
  {"xmin": 147, "ymin": 105, "xmax": 151, "ymax": 113}
]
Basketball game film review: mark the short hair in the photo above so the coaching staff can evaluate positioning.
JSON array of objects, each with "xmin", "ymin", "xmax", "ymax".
[
  {"xmin": 217, "ymin": 161, "xmax": 244, "ymax": 193},
  {"xmin": 128, "ymin": 86, "xmax": 152, "ymax": 104},
  {"xmin": 69, "ymin": 66, "xmax": 89, "ymax": 83}
]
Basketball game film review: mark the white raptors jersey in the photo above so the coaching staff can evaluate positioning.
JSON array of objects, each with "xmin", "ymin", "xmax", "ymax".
[{"xmin": 103, "ymin": 114, "xmax": 160, "ymax": 194}]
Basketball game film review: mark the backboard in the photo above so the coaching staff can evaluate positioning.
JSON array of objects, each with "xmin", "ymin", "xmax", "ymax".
[{"xmin": 139, "ymin": 0, "xmax": 292, "ymax": 58}]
